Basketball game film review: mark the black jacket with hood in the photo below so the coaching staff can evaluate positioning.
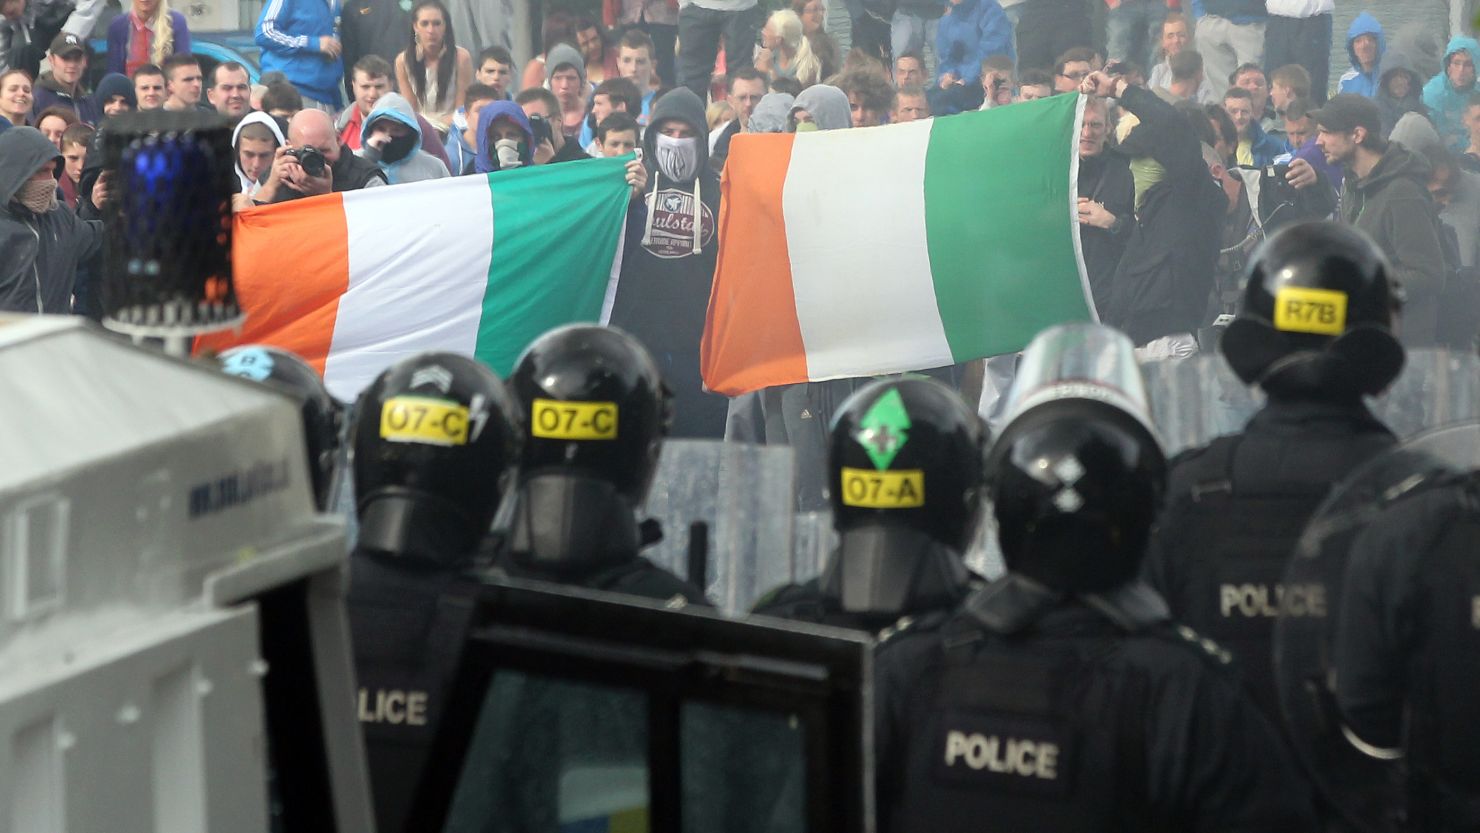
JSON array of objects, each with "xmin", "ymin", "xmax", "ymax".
[
  {"xmin": 1103, "ymin": 84, "xmax": 1226, "ymax": 346},
  {"xmin": 1342, "ymin": 143, "xmax": 1446, "ymax": 347},
  {"xmin": 0, "ymin": 126, "xmax": 101, "ymax": 314},
  {"xmin": 609, "ymin": 87, "xmax": 727, "ymax": 439}
]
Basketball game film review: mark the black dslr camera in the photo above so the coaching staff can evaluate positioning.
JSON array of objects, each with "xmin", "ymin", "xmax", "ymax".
[{"xmin": 286, "ymin": 145, "xmax": 327, "ymax": 177}]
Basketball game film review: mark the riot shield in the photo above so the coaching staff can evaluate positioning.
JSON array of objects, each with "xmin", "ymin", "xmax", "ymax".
[
  {"xmin": 1274, "ymin": 423, "xmax": 1480, "ymax": 831},
  {"xmin": 407, "ymin": 576, "xmax": 873, "ymax": 833},
  {"xmin": 641, "ymin": 440, "xmax": 800, "ymax": 613},
  {"xmin": 1139, "ymin": 352, "xmax": 1261, "ymax": 455},
  {"xmin": 1142, "ymin": 349, "xmax": 1480, "ymax": 455}
]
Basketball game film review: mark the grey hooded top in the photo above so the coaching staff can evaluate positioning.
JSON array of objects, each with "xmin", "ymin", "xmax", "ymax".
[
  {"xmin": 789, "ymin": 84, "xmax": 851, "ymax": 131},
  {"xmin": 748, "ymin": 93, "xmax": 795, "ymax": 134},
  {"xmin": 355, "ymin": 92, "xmax": 450, "ymax": 185},
  {"xmin": 1390, "ymin": 111, "xmax": 1480, "ymax": 268},
  {"xmin": 0, "ymin": 126, "xmax": 102, "ymax": 313}
]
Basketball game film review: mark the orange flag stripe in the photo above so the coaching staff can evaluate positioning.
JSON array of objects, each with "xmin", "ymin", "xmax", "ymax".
[
  {"xmin": 195, "ymin": 194, "xmax": 351, "ymax": 375},
  {"xmin": 700, "ymin": 133, "xmax": 808, "ymax": 396}
]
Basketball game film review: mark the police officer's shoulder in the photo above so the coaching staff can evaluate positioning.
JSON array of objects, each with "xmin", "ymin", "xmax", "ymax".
[
  {"xmin": 750, "ymin": 578, "xmax": 822, "ymax": 619},
  {"xmin": 1132, "ymin": 620, "xmax": 1238, "ymax": 673},
  {"xmin": 608, "ymin": 556, "xmax": 712, "ymax": 608},
  {"xmin": 1164, "ymin": 435, "xmax": 1239, "ymax": 499}
]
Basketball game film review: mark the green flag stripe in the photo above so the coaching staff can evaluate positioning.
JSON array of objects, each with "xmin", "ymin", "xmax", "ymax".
[
  {"xmin": 474, "ymin": 155, "xmax": 632, "ymax": 376},
  {"xmin": 922, "ymin": 95, "xmax": 1094, "ymax": 360}
]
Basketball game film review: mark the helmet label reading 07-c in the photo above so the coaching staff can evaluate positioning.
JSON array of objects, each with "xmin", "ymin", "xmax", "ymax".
[
  {"xmin": 840, "ymin": 467, "xmax": 925, "ymax": 509},
  {"xmin": 380, "ymin": 396, "xmax": 470, "ymax": 446},
  {"xmin": 530, "ymin": 398, "xmax": 619, "ymax": 441},
  {"xmin": 1273, "ymin": 286, "xmax": 1348, "ymax": 335}
]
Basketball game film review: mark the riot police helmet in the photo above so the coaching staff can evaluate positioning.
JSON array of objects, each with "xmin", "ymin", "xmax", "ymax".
[
  {"xmin": 352, "ymin": 352, "xmax": 520, "ymax": 564},
  {"xmin": 829, "ymin": 376, "xmax": 988, "ymax": 552},
  {"xmin": 505, "ymin": 324, "xmax": 672, "ymax": 574},
  {"xmin": 988, "ymin": 324, "xmax": 1168, "ymax": 594},
  {"xmin": 218, "ymin": 345, "xmax": 345, "ymax": 511},
  {"xmin": 1221, "ymin": 220, "xmax": 1404, "ymax": 398}
]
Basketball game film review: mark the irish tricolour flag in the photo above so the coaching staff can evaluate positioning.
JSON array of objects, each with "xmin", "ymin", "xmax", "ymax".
[
  {"xmin": 701, "ymin": 93, "xmax": 1096, "ymax": 396},
  {"xmin": 197, "ymin": 156, "xmax": 631, "ymax": 400}
]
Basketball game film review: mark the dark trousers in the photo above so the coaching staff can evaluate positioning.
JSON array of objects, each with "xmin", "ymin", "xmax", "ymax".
[
  {"xmin": 1264, "ymin": 13, "xmax": 1332, "ymax": 104},
  {"xmin": 677, "ymin": 3, "xmax": 763, "ymax": 99},
  {"xmin": 1015, "ymin": 0, "xmax": 1091, "ymax": 73},
  {"xmin": 639, "ymin": 20, "xmax": 679, "ymax": 90}
]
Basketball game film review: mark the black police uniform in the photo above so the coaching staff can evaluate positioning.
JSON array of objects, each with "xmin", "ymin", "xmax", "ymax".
[
  {"xmin": 1145, "ymin": 221, "xmax": 1405, "ymax": 720},
  {"xmin": 341, "ymin": 351, "xmax": 522, "ymax": 833},
  {"xmin": 873, "ymin": 323, "xmax": 1317, "ymax": 833},
  {"xmin": 1145, "ymin": 399, "xmax": 1395, "ymax": 716},
  {"xmin": 752, "ymin": 377, "xmax": 988, "ymax": 634},
  {"xmin": 875, "ymin": 581, "xmax": 1315, "ymax": 833},
  {"xmin": 1336, "ymin": 476, "xmax": 1480, "ymax": 830}
]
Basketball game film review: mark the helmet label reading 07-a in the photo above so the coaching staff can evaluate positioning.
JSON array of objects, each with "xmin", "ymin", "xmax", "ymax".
[
  {"xmin": 380, "ymin": 396, "xmax": 470, "ymax": 446},
  {"xmin": 531, "ymin": 398, "xmax": 619, "ymax": 441},
  {"xmin": 840, "ymin": 467, "xmax": 925, "ymax": 509},
  {"xmin": 1273, "ymin": 286, "xmax": 1348, "ymax": 335}
]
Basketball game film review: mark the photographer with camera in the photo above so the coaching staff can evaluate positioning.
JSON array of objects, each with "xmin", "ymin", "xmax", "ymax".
[{"xmin": 256, "ymin": 108, "xmax": 385, "ymax": 204}]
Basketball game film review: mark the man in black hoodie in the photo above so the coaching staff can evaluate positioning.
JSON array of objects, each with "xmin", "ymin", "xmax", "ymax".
[
  {"xmin": 0, "ymin": 125, "xmax": 102, "ymax": 313},
  {"xmin": 609, "ymin": 87, "xmax": 727, "ymax": 439}
]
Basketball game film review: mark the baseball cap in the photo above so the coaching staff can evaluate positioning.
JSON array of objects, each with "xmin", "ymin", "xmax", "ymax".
[
  {"xmin": 48, "ymin": 32, "xmax": 85, "ymax": 58},
  {"xmin": 1309, "ymin": 94, "xmax": 1382, "ymax": 136}
]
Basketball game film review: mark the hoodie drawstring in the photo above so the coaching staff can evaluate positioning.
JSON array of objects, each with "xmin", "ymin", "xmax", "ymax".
[
  {"xmin": 639, "ymin": 164, "xmax": 703, "ymax": 256},
  {"xmin": 692, "ymin": 176, "xmax": 702, "ymax": 256},
  {"xmin": 641, "ymin": 167, "xmax": 661, "ymax": 248}
]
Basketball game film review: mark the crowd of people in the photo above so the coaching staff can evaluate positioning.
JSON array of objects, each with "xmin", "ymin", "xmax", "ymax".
[{"xmin": 3, "ymin": 0, "xmax": 1480, "ymax": 828}]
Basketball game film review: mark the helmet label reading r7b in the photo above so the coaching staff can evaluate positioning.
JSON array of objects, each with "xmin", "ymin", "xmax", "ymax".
[{"xmin": 1273, "ymin": 286, "xmax": 1347, "ymax": 335}]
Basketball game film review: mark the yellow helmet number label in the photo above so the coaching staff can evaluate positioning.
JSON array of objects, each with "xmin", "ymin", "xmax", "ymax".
[
  {"xmin": 380, "ymin": 396, "xmax": 470, "ymax": 446},
  {"xmin": 1273, "ymin": 286, "xmax": 1348, "ymax": 335},
  {"xmin": 840, "ymin": 467, "xmax": 925, "ymax": 509},
  {"xmin": 531, "ymin": 398, "xmax": 619, "ymax": 441}
]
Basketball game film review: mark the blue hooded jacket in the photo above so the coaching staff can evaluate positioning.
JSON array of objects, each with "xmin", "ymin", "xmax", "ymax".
[
  {"xmin": 1244, "ymin": 117, "xmax": 1287, "ymax": 167},
  {"xmin": 934, "ymin": 0, "xmax": 1013, "ymax": 86},
  {"xmin": 474, "ymin": 100, "xmax": 535, "ymax": 174},
  {"xmin": 1423, "ymin": 36, "xmax": 1480, "ymax": 153},
  {"xmin": 1337, "ymin": 13, "xmax": 1385, "ymax": 98},
  {"xmin": 355, "ymin": 92, "xmax": 448, "ymax": 184}
]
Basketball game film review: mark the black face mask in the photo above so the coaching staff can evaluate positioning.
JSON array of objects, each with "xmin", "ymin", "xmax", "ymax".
[{"xmin": 380, "ymin": 132, "xmax": 418, "ymax": 163}]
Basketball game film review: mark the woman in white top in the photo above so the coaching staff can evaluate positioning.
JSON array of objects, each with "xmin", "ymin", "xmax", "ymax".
[{"xmin": 395, "ymin": 0, "xmax": 473, "ymax": 138}]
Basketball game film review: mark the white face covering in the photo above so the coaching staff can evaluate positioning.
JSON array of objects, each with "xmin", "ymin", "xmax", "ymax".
[
  {"xmin": 15, "ymin": 177, "xmax": 58, "ymax": 214},
  {"xmin": 494, "ymin": 138, "xmax": 524, "ymax": 169},
  {"xmin": 654, "ymin": 132, "xmax": 699, "ymax": 182}
]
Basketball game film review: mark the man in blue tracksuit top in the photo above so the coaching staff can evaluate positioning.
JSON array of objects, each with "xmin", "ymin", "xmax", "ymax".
[{"xmin": 257, "ymin": 0, "xmax": 343, "ymax": 110}]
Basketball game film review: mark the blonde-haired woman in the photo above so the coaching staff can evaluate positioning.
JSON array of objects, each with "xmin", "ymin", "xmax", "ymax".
[
  {"xmin": 107, "ymin": 0, "xmax": 191, "ymax": 78},
  {"xmin": 755, "ymin": 9, "xmax": 821, "ymax": 88}
]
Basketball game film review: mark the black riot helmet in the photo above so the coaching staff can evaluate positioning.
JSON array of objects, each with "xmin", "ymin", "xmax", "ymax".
[
  {"xmin": 1221, "ymin": 220, "xmax": 1405, "ymax": 399},
  {"xmin": 821, "ymin": 377, "xmax": 987, "ymax": 618},
  {"xmin": 988, "ymin": 324, "xmax": 1167, "ymax": 594},
  {"xmin": 218, "ymin": 345, "xmax": 345, "ymax": 511},
  {"xmin": 352, "ymin": 352, "xmax": 520, "ymax": 565},
  {"xmin": 505, "ymin": 324, "xmax": 672, "ymax": 575}
]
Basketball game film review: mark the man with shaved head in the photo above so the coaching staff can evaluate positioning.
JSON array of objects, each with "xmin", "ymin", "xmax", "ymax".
[{"xmin": 255, "ymin": 108, "xmax": 387, "ymax": 203}]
